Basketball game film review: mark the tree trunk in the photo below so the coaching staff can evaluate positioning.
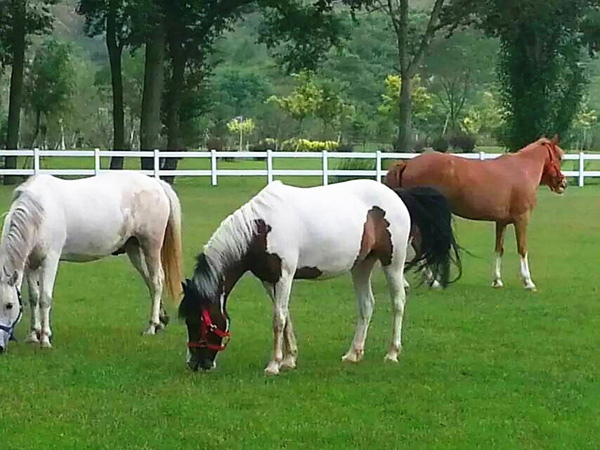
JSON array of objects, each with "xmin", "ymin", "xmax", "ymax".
[
  {"xmin": 5, "ymin": 0, "xmax": 26, "ymax": 184},
  {"xmin": 397, "ymin": 74, "xmax": 412, "ymax": 152},
  {"xmin": 140, "ymin": 23, "xmax": 165, "ymax": 171},
  {"xmin": 162, "ymin": 24, "xmax": 186, "ymax": 184},
  {"xmin": 107, "ymin": 0, "xmax": 126, "ymax": 170}
]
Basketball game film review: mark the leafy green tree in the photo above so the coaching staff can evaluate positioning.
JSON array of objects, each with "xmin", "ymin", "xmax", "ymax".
[
  {"xmin": 77, "ymin": 0, "xmax": 135, "ymax": 168},
  {"xmin": 227, "ymin": 116, "xmax": 256, "ymax": 150},
  {"xmin": 266, "ymin": 72, "xmax": 322, "ymax": 133},
  {"xmin": 423, "ymin": 29, "xmax": 498, "ymax": 135},
  {"xmin": 378, "ymin": 74, "xmax": 433, "ymax": 135},
  {"xmin": 466, "ymin": 0, "xmax": 597, "ymax": 150},
  {"xmin": 26, "ymin": 39, "xmax": 75, "ymax": 149},
  {"xmin": 4, "ymin": 0, "xmax": 57, "ymax": 184},
  {"xmin": 359, "ymin": 0, "xmax": 476, "ymax": 150}
]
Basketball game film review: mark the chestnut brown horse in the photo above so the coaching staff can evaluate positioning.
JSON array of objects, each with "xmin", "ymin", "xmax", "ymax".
[{"xmin": 385, "ymin": 136, "xmax": 567, "ymax": 290}]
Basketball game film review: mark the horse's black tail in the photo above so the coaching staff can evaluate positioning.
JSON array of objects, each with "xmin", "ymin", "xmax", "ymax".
[{"xmin": 395, "ymin": 186, "xmax": 461, "ymax": 287}]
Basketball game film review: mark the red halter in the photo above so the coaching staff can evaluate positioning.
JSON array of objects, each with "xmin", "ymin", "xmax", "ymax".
[
  {"xmin": 187, "ymin": 309, "xmax": 231, "ymax": 352},
  {"xmin": 543, "ymin": 141, "xmax": 562, "ymax": 174}
]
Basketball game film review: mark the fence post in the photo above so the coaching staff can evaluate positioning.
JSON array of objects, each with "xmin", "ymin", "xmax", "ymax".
[
  {"xmin": 94, "ymin": 148, "xmax": 100, "ymax": 175},
  {"xmin": 153, "ymin": 149, "xmax": 160, "ymax": 179},
  {"xmin": 322, "ymin": 150, "xmax": 328, "ymax": 186},
  {"xmin": 267, "ymin": 149, "xmax": 273, "ymax": 184},
  {"xmin": 211, "ymin": 149, "xmax": 218, "ymax": 186},
  {"xmin": 579, "ymin": 151, "xmax": 585, "ymax": 187},
  {"xmin": 376, "ymin": 150, "xmax": 382, "ymax": 182},
  {"xmin": 479, "ymin": 151, "xmax": 485, "ymax": 161},
  {"xmin": 33, "ymin": 148, "xmax": 40, "ymax": 174}
]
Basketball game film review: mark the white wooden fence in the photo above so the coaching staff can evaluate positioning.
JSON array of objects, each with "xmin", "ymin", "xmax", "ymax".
[{"xmin": 0, "ymin": 148, "xmax": 595, "ymax": 187}]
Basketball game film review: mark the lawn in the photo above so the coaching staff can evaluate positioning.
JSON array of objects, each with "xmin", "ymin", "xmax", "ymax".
[{"xmin": 1, "ymin": 173, "xmax": 599, "ymax": 449}]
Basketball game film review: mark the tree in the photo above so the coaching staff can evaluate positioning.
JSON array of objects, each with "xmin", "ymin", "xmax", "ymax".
[
  {"xmin": 423, "ymin": 29, "xmax": 498, "ymax": 135},
  {"xmin": 227, "ymin": 116, "xmax": 255, "ymax": 150},
  {"xmin": 360, "ymin": 0, "xmax": 475, "ymax": 151},
  {"xmin": 4, "ymin": 0, "xmax": 57, "ymax": 184},
  {"xmin": 26, "ymin": 39, "xmax": 75, "ymax": 149},
  {"xmin": 467, "ymin": 0, "xmax": 597, "ymax": 150},
  {"xmin": 78, "ymin": 0, "xmax": 134, "ymax": 169},
  {"xmin": 266, "ymin": 72, "xmax": 322, "ymax": 133},
  {"xmin": 377, "ymin": 74, "xmax": 433, "ymax": 136}
]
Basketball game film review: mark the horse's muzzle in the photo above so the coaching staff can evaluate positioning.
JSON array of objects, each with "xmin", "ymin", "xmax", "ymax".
[{"xmin": 0, "ymin": 345, "xmax": 4, "ymax": 354}]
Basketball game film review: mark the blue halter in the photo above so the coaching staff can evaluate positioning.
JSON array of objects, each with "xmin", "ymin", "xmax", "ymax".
[{"xmin": 0, "ymin": 288, "xmax": 23, "ymax": 341}]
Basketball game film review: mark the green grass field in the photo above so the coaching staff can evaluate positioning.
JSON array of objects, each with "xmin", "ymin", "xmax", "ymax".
[{"xmin": 1, "ymin": 173, "xmax": 599, "ymax": 449}]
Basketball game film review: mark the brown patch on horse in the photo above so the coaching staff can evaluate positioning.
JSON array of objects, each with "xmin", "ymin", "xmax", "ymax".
[
  {"xmin": 294, "ymin": 266, "xmax": 323, "ymax": 279},
  {"xmin": 246, "ymin": 219, "xmax": 282, "ymax": 284},
  {"xmin": 385, "ymin": 161, "xmax": 407, "ymax": 189},
  {"xmin": 354, "ymin": 206, "xmax": 393, "ymax": 267}
]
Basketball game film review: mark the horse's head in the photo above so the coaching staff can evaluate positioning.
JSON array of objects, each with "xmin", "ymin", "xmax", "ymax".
[
  {"xmin": 0, "ymin": 270, "xmax": 22, "ymax": 354},
  {"xmin": 541, "ymin": 135, "xmax": 567, "ymax": 194},
  {"xmin": 178, "ymin": 275, "xmax": 230, "ymax": 372}
]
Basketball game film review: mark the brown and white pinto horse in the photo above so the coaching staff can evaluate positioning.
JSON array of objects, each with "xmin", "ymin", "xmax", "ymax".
[
  {"xmin": 179, "ymin": 180, "xmax": 460, "ymax": 375},
  {"xmin": 385, "ymin": 136, "xmax": 567, "ymax": 290}
]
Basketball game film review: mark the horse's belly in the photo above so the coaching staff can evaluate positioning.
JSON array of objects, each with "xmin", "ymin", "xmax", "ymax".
[{"xmin": 60, "ymin": 232, "xmax": 129, "ymax": 260}]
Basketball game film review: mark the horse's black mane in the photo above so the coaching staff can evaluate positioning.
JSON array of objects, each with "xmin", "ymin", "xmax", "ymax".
[{"xmin": 178, "ymin": 253, "xmax": 221, "ymax": 319}]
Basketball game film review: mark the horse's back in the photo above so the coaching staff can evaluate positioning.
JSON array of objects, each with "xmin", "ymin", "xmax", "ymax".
[
  {"xmin": 398, "ymin": 152, "xmax": 522, "ymax": 220},
  {"xmin": 19, "ymin": 172, "xmax": 170, "ymax": 260},
  {"xmin": 260, "ymin": 180, "xmax": 410, "ymax": 276}
]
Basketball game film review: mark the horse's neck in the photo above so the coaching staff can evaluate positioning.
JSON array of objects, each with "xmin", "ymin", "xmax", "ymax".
[
  {"xmin": 515, "ymin": 145, "xmax": 547, "ymax": 178},
  {"xmin": 222, "ymin": 261, "xmax": 248, "ymax": 297}
]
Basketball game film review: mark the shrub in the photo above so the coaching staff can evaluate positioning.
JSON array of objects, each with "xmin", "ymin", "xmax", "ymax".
[
  {"xmin": 206, "ymin": 137, "xmax": 225, "ymax": 151},
  {"xmin": 413, "ymin": 137, "xmax": 428, "ymax": 153},
  {"xmin": 431, "ymin": 136, "xmax": 449, "ymax": 152},
  {"xmin": 280, "ymin": 138, "xmax": 339, "ymax": 152},
  {"xmin": 448, "ymin": 132, "xmax": 476, "ymax": 153},
  {"xmin": 331, "ymin": 157, "xmax": 376, "ymax": 184}
]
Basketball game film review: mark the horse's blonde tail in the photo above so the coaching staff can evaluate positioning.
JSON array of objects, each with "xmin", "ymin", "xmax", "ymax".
[{"xmin": 159, "ymin": 181, "xmax": 183, "ymax": 300}]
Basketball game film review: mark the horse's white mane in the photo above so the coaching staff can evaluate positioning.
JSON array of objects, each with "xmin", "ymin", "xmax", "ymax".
[
  {"xmin": 204, "ymin": 181, "xmax": 285, "ymax": 275},
  {"xmin": 1, "ymin": 187, "xmax": 44, "ymax": 278}
]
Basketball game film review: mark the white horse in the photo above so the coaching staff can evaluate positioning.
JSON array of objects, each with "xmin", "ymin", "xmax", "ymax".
[
  {"xmin": 178, "ymin": 179, "xmax": 460, "ymax": 375},
  {"xmin": 0, "ymin": 172, "xmax": 183, "ymax": 353}
]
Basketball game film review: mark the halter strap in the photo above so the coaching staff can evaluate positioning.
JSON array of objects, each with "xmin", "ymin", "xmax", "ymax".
[
  {"xmin": 0, "ymin": 287, "xmax": 23, "ymax": 341},
  {"xmin": 187, "ymin": 308, "xmax": 231, "ymax": 351}
]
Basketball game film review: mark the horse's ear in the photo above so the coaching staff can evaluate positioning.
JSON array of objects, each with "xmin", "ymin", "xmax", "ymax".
[
  {"xmin": 551, "ymin": 134, "xmax": 560, "ymax": 145},
  {"xmin": 182, "ymin": 279, "xmax": 191, "ymax": 293},
  {"xmin": 7, "ymin": 271, "xmax": 17, "ymax": 287}
]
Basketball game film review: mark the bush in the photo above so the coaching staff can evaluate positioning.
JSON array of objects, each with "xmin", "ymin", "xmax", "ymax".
[
  {"xmin": 413, "ymin": 137, "xmax": 428, "ymax": 153},
  {"xmin": 431, "ymin": 136, "xmax": 449, "ymax": 152},
  {"xmin": 448, "ymin": 132, "xmax": 476, "ymax": 153},
  {"xmin": 331, "ymin": 157, "xmax": 376, "ymax": 184},
  {"xmin": 206, "ymin": 137, "xmax": 225, "ymax": 151},
  {"xmin": 280, "ymin": 138, "xmax": 339, "ymax": 152},
  {"xmin": 336, "ymin": 143, "xmax": 354, "ymax": 153}
]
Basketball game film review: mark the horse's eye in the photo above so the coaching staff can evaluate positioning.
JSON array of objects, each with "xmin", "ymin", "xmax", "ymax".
[{"xmin": 6, "ymin": 303, "xmax": 13, "ymax": 310}]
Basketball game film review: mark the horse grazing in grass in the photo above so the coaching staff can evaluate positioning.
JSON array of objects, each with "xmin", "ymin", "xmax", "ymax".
[
  {"xmin": 0, "ymin": 172, "xmax": 183, "ymax": 353},
  {"xmin": 386, "ymin": 136, "xmax": 567, "ymax": 290},
  {"xmin": 178, "ymin": 179, "xmax": 460, "ymax": 375}
]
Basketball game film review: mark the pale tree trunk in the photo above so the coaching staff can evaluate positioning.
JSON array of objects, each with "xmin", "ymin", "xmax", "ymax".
[
  {"xmin": 140, "ymin": 23, "xmax": 165, "ymax": 171},
  {"xmin": 5, "ymin": 0, "xmax": 26, "ymax": 184}
]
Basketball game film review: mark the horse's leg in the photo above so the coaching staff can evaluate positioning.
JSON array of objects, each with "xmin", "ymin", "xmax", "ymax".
[
  {"xmin": 139, "ymin": 240, "xmax": 165, "ymax": 335},
  {"xmin": 514, "ymin": 215, "xmax": 536, "ymax": 290},
  {"xmin": 343, "ymin": 258, "xmax": 377, "ymax": 363},
  {"xmin": 126, "ymin": 241, "xmax": 169, "ymax": 328},
  {"xmin": 492, "ymin": 221, "xmax": 507, "ymax": 288},
  {"xmin": 262, "ymin": 282, "xmax": 298, "ymax": 370},
  {"xmin": 24, "ymin": 268, "xmax": 41, "ymax": 343},
  {"xmin": 383, "ymin": 260, "xmax": 407, "ymax": 363},
  {"xmin": 39, "ymin": 254, "xmax": 60, "ymax": 348},
  {"xmin": 264, "ymin": 275, "xmax": 293, "ymax": 376}
]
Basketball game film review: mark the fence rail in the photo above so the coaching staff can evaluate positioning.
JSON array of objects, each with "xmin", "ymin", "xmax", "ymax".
[{"xmin": 0, "ymin": 148, "xmax": 593, "ymax": 187}]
